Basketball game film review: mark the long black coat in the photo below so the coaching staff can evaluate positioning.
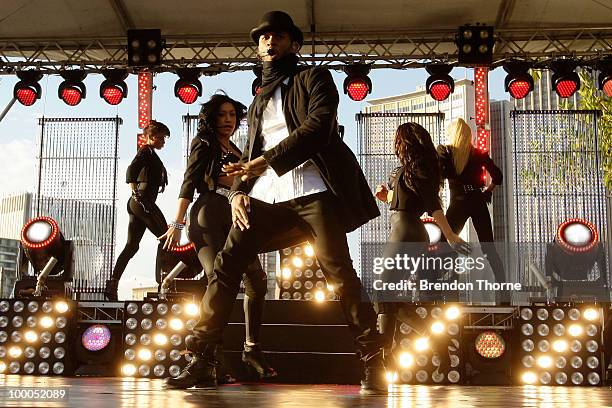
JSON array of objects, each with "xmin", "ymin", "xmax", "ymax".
[{"xmin": 232, "ymin": 65, "xmax": 379, "ymax": 232}]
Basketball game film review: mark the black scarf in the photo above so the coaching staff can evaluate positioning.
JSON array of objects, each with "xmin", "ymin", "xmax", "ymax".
[{"xmin": 254, "ymin": 53, "xmax": 299, "ymax": 115}]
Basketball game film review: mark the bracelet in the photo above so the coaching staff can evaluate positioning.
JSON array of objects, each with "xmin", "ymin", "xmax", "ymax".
[
  {"xmin": 169, "ymin": 221, "xmax": 185, "ymax": 230},
  {"xmin": 227, "ymin": 190, "xmax": 246, "ymax": 204}
]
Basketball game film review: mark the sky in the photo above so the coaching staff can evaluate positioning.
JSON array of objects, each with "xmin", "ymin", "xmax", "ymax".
[{"xmin": 0, "ymin": 65, "xmax": 509, "ymax": 299}]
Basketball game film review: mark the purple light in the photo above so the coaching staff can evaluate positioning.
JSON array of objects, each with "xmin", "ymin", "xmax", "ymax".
[{"xmin": 82, "ymin": 324, "xmax": 111, "ymax": 351}]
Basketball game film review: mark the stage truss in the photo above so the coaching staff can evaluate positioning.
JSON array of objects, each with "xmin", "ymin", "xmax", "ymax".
[{"xmin": 1, "ymin": 27, "xmax": 612, "ymax": 74}]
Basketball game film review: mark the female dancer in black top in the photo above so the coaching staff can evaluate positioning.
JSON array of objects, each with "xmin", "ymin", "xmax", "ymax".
[
  {"xmin": 106, "ymin": 120, "xmax": 170, "ymax": 300},
  {"xmin": 437, "ymin": 118, "xmax": 505, "ymax": 301},
  {"xmin": 159, "ymin": 93, "xmax": 276, "ymax": 380},
  {"xmin": 374, "ymin": 122, "xmax": 470, "ymax": 374}
]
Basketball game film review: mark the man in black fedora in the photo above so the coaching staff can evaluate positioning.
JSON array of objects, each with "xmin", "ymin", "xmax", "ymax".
[{"xmin": 164, "ymin": 10, "xmax": 386, "ymax": 393}]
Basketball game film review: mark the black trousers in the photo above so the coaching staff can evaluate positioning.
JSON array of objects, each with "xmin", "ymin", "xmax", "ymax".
[
  {"xmin": 112, "ymin": 197, "xmax": 167, "ymax": 280},
  {"xmin": 445, "ymin": 192, "xmax": 505, "ymax": 285},
  {"xmin": 188, "ymin": 191, "xmax": 267, "ymax": 344},
  {"xmin": 190, "ymin": 191, "xmax": 381, "ymax": 361},
  {"xmin": 374, "ymin": 211, "xmax": 434, "ymax": 350}
]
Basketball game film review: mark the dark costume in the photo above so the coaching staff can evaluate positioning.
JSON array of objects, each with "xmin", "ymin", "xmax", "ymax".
[
  {"xmin": 179, "ymin": 127, "xmax": 275, "ymax": 378},
  {"xmin": 437, "ymin": 145, "xmax": 506, "ymax": 295},
  {"xmin": 107, "ymin": 145, "xmax": 168, "ymax": 300},
  {"xmin": 165, "ymin": 11, "xmax": 383, "ymax": 392}
]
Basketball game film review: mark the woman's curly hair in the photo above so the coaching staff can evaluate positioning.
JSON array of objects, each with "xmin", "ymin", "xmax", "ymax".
[
  {"xmin": 196, "ymin": 91, "xmax": 247, "ymax": 138},
  {"xmin": 394, "ymin": 122, "xmax": 441, "ymax": 191}
]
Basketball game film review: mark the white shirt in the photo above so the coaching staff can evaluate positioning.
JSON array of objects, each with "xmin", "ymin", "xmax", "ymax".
[{"xmin": 250, "ymin": 84, "xmax": 327, "ymax": 203}]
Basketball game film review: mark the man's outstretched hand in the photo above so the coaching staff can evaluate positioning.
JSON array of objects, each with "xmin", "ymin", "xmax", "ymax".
[{"xmin": 223, "ymin": 156, "xmax": 268, "ymax": 181}]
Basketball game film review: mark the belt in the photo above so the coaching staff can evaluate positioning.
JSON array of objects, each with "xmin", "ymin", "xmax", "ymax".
[
  {"xmin": 463, "ymin": 184, "xmax": 484, "ymax": 193},
  {"xmin": 214, "ymin": 186, "xmax": 232, "ymax": 198}
]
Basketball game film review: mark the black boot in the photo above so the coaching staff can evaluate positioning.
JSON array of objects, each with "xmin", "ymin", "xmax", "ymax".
[
  {"xmin": 377, "ymin": 313, "xmax": 397, "ymax": 372},
  {"xmin": 164, "ymin": 342, "xmax": 218, "ymax": 389},
  {"xmin": 215, "ymin": 344, "xmax": 236, "ymax": 385},
  {"xmin": 104, "ymin": 279, "xmax": 119, "ymax": 301},
  {"xmin": 242, "ymin": 343, "xmax": 277, "ymax": 379},
  {"xmin": 360, "ymin": 350, "xmax": 387, "ymax": 394}
]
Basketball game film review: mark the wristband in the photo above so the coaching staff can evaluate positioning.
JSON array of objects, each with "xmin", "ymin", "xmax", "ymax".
[
  {"xmin": 227, "ymin": 191, "xmax": 247, "ymax": 204},
  {"xmin": 169, "ymin": 221, "xmax": 185, "ymax": 230}
]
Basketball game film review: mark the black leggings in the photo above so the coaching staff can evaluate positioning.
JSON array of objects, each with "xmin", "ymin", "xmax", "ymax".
[
  {"xmin": 445, "ymin": 193, "xmax": 505, "ymax": 285},
  {"xmin": 375, "ymin": 212, "xmax": 450, "ymax": 359},
  {"xmin": 112, "ymin": 197, "xmax": 167, "ymax": 280},
  {"xmin": 188, "ymin": 191, "xmax": 267, "ymax": 344}
]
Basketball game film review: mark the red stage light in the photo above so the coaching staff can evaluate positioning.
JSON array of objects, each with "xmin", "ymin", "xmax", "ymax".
[
  {"xmin": 102, "ymin": 85, "xmax": 124, "ymax": 105},
  {"xmin": 100, "ymin": 69, "xmax": 128, "ymax": 106},
  {"xmin": 60, "ymin": 87, "xmax": 83, "ymax": 106},
  {"xmin": 551, "ymin": 61, "xmax": 580, "ymax": 99},
  {"xmin": 58, "ymin": 71, "xmax": 87, "ymax": 106},
  {"xmin": 429, "ymin": 82, "xmax": 452, "ymax": 101},
  {"xmin": 426, "ymin": 64, "xmax": 454, "ymax": 102},
  {"xmin": 346, "ymin": 79, "xmax": 369, "ymax": 101},
  {"xmin": 14, "ymin": 71, "xmax": 43, "ymax": 106},
  {"xmin": 508, "ymin": 80, "xmax": 531, "ymax": 99},
  {"xmin": 176, "ymin": 84, "xmax": 199, "ymax": 104},
  {"xmin": 343, "ymin": 64, "xmax": 372, "ymax": 101},
  {"xmin": 555, "ymin": 79, "xmax": 578, "ymax": 98},
  {"xmin": 174, "ymin": 68, "xmax": 202, "ymax": 105},
  {"xmin": 16, "ymin": 87, "xmax": 38, "ymax": 106}
]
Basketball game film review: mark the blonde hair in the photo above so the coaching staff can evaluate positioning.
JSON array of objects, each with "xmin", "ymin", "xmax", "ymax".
[{"xmin": 447, "ymin": 118, "xmax": 473, "ymax": 174}]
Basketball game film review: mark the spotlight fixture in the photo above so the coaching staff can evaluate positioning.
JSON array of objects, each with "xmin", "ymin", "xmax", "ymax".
[
  {"xmin": 597, "ymin": 57, "xmax": 612, "ymax": 97},
  {"xmin": 13, "ymin": 70, "xmax": 43, "ymax": 106},
  {"xmin": 100, "ymin": 69, "xmax": 128, "ymax": 105},
  {"xmin": 174, "ymin": 68, "xmax": 202, "ymax": 104},
  {"xmin": 503, "ymin": 61, "xmax": 534, "ymax": 99},
  {"xmin": 551, "ymin": 60, "xmax": 580, "ymax": 98},
  {"xmin": 425, "ymin": 65, "xmax": 454, "ymax": 101},
  {"xmin": 58, "ymin": 71, "xmax": 87, "ymax": 106},
  {"xmin": 457, "ymin": 24, "xmax": 495, "ymax": 66},
  {"xmin": 17, "ymin": 217, "xmax": 73, "ymax": 296},
  {"xmin": 343, "ymin": 64, "xmax": 372, "ymax": 101},
  {"xmin": 127, "ymin": 29, "xmax": 163, "ymax": 67},
  {"xmin": 252, "ymin": 66, "xmax": 262, "ymax": 96}
]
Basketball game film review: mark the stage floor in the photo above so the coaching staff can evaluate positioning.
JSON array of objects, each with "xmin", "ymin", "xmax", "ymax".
[{"xmin": 1, "ymin": 376, "xmax": 612, "ymax": 407}]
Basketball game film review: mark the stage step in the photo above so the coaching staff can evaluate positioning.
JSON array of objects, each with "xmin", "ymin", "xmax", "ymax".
[{"xmin": 221, "ymin": 300, "xmax": 362, "ymax": 384}]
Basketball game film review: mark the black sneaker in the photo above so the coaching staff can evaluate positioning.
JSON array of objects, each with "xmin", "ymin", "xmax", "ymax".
[
  {"xmin": 164, "ymin": 351, "xmax": 217, "ymax": 389},
  {"xmin": 242, "ymin": 343, "xmax": 277, "ymax": 379}
]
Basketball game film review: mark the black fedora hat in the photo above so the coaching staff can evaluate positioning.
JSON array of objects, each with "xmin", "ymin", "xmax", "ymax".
[{"xmin": 250, "ymin": 11, "xmax": 304, "ymax": 46}]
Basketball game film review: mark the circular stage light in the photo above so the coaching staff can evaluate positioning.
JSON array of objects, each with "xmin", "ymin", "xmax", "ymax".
[
  {"xmin": 122, "ymin": 364, "xmax": 136, "ymax": 376},
  {"xmin": 55, "ymin": 301, "xmax": 69, "ymax": 313},
  {"xmin": 314, "ymin": 291, "xmax": 325, "ymax": 302},
  {"xmin": 557, "ymin": 219, "xmax": 598, "ymax": 253},
  {"xmin": 399, "ymin": 352, "xmax": 414, "ymax": 368},
  {"xmin": 475, "ymin": 331, "xmax": 505, "ymax": 359},
  {"xmin": 8, "ymin": 346, "xmax": 22, "ymax": 358},
  {"xmin": 445, "ymin": 306, "xmax": 460, "ymax": 320},
  {"xmin": 185, "ymin": 303, "xmax": 199, "ymax": 317},
  {"xmin": 82, "ymin": 324, "xmax": 112, "ymax": 351},
  {"xmin": 21, "ymin": 217, "xmax": 59, "ymax": 249},
  {"xmin": 537, "ymin": 355, "xmax": 552, "ymax": 368},
  {"xmin": 414, "ymin": 337, "xmax": 429, "ymax": 352},
  {"xmin": 568, "ymin": 324, "xmax": 583, "ymax": 337},
  {"xmin": 522, "ymin": 371, "xmax": 537, "ymax": 384},
  {"xmin": 552, "ymin": 339, "xmax": 568, "ymax": 353},
  {"xmin": 346, "ymin": 79, "xmax": 370, "ymax": 101},
  {"xmin": 304, "ymin": 244, "xmax": 315, "ymax": 257},
  {"xmin": 24, "ymin": 330, "xmax": 38, "ymax": 343},
  {"xmin": 583, "ymin": 308, "xmax": 599, "ymax": 321},
  {"xmin": 431, "ymin": 321, "xmax": 445, "ymax": 334}
]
